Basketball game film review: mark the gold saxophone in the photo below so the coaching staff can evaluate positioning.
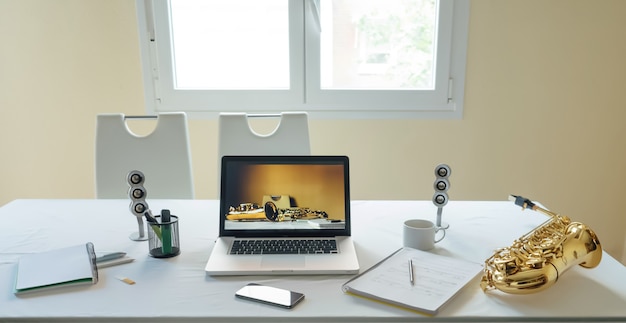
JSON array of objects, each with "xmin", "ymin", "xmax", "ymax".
[
  {"xmin": 226, "ymin": 202, "xmax": 328, "ymax": 222},
  {"xmin": 480, "ymin": 195, "xmax": 602, "ymax": 294}
]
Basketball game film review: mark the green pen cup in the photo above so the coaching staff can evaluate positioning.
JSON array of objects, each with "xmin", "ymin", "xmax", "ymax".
[{"xmin": 147, "ymin": 215, "xmax": 180, "ymax": 258}]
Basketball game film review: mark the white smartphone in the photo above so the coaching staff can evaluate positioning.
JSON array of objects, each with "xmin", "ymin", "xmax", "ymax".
[{"xmin": 235, "ymin": 283, "xmax": 305, "ymax": 309}]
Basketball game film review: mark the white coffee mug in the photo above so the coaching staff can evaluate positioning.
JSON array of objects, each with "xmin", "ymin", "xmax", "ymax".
[{"xmin": 403, "ymin": 219, "xmax": 446, "ymax": 251}]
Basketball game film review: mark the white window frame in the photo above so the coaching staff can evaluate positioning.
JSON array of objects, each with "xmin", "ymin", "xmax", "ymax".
[{"xmin": 135, "ymin": 0, "xmax": 470, "ymax": 119}]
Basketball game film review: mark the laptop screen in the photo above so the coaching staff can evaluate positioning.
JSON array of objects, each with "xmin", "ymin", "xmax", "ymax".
[{"xmin": 219, "ymin": 156, "xmax": 351, "ymax": 237}]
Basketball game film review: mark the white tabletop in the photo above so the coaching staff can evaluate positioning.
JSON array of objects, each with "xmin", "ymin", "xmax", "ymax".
[{"xmin": 0, "ymin": 199, "xmax": 625, "ymax": 322}]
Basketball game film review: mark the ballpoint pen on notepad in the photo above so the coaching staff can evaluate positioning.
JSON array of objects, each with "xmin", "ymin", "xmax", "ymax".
[{"xmin": 408, "ymin": 259, "xmax": 414, "ymax": 285}]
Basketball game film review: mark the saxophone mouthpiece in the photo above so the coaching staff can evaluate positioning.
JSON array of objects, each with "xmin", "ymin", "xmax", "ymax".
[{"xmin": 509, "ymin": 194, "xmax": 536, "ymax": 210}]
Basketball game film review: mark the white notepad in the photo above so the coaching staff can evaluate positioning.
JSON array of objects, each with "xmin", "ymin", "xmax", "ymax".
[
  {"xmin": 14, "ymin": 243, "xmax": 99, "ymax": 295},
  {"xmin": 342, "ymin": 247, "xmax": 483, "ymax": 315}
]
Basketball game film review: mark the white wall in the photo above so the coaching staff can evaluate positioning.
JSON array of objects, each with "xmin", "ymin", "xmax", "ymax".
[{"xmin": 1, "ymin": 0, "xmax": 625, "ymax": 265}]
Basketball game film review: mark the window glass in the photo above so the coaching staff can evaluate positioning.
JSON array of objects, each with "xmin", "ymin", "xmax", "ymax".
[
  {"xmin": 320, "ymin": 0, "xmax": 437, "ymax": 90},
  {"xmin": 170, "ymin": 0, "xmax": 290, "ymax": 89}
]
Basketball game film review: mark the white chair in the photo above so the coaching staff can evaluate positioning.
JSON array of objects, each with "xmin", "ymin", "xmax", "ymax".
[
  {"xmin": 95, "ymin": 113, "xmax": 194, "ymax": 199},
  {"xmin": 218, "ymin": 112, "xmax": 311, "ymax": 159}
]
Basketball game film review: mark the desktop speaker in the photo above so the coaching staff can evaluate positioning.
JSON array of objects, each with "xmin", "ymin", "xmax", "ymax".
[
  {"xmin": 432, "ymin": 164, "xmax": 451, "ymax": 208},
  {"xmin": 127, "ymin": 170, "xmax": 148, "ymax": 217},
  {"xmin": 126, "ymin": 170, "xmax": 152, "ymax": 241}
]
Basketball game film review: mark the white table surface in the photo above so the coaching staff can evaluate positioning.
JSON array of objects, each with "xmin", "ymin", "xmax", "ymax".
[{"xmin": 0, "ymin": 199, "xmax": 624, "ymax": 322}]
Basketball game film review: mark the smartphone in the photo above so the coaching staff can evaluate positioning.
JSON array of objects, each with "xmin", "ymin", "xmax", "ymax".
[{"xmin": 235, "ymin": 283, "xmax": 305, "ymax": 309}]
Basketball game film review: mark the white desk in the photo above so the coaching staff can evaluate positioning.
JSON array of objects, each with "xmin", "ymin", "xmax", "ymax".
[{"xmin": 0, "ymin": 199, "xmax": 624, "ymax": 322}]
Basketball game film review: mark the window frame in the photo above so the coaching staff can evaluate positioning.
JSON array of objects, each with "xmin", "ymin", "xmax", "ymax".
[{"xmin": 135, "ymin": 0, "xmax": 470, "ymax": 119}]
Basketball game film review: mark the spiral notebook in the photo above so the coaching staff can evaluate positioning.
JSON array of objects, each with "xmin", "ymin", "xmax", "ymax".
[
  {"xmin": 14, "ymin": 243, "xmax": 99, "ymax": 295},
  {"xmin": 342, "ymin": 247, "xmax": 483, "ymax": 315}
]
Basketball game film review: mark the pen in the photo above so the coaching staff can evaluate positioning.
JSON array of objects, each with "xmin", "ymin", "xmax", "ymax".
[
  {"xmin": 408, "ymin": 259, "xmax": 414, "ymax": 285},
  {"xmin": 144, "ymin": 211, "xmax": 162, "ymax": 240},
  {"xmin": 96, "ymin": 252, "xmax": 126, "ymax": 263},
  {"xmin": 143, "ymin": 210, "xmax": 158, "ymax": 223},
  {"xmin": 161, "ymin": 209, "xmax": 172, "ymax": 255}
]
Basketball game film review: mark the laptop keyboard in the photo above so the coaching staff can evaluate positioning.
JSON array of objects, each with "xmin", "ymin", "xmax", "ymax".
[{"xmin": 229, "ymin": 239, "xmax": 338, "ymax": 255}]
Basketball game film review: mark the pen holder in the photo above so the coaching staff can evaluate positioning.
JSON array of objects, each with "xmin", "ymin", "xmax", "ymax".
[{"xmin": 147, "ymin": 215, "xmax": 180, "ymax": 258}]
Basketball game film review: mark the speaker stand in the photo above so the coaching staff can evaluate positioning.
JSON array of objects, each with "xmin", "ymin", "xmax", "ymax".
[
  {"xmin": 129, "ymin": 216, "xmax": 149, "ymax": 241},
  {"xmin": 436, "ymin": 207, "xmax": 450, "ymax": 229}
]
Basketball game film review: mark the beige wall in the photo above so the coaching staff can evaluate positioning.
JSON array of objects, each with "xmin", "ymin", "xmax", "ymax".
[{"xmin": 1, "ymin": 0, "xmax": 625, "ymax": 265}]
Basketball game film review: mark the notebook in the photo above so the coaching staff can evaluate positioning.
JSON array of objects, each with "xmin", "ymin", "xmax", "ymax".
[
  {"xmin": 205, "ymin": 155, "xmax": 360, "ymax": 275},
  {"xmin": 342, "ymin": 247, "xmax": 483, "ymax": 315},
  {"xmin": 14, "ymin": 243, "xmax": 99, "ymax": 295}
]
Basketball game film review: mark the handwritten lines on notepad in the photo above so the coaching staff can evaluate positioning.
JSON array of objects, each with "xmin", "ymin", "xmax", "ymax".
[
  {"xmin": 371, "ymin": 256, "xmax": 470, "ymax": 298},
  {"xmin": 341, "ymin": 248, "xmax": 483, "ymax": 314}
]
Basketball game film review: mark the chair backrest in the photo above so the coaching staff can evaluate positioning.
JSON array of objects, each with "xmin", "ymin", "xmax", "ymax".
[
  {"xmin": 218, "ymin": 112, "xmax": 311, "ymax": 159},
  {"xmin": 95, "ymin": 113, "xmax": 194, "ymax": 199}
]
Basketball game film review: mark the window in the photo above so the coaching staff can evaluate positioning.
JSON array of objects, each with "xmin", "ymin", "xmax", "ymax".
[{"xmin": 136, "ymin": 0, "xmax": 469, "ymax": 118}]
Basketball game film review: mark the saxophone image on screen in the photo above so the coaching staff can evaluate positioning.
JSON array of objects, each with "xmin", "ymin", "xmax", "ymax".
[
  {"xmin": 226, "ymin": 201, "xmax": 328, "ymax": 222},
  {"xmin": 480, "ymin": 195, "xmax": 602, "ymax": 294}
]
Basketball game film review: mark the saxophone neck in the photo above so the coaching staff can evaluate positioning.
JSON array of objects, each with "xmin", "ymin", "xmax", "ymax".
[{"xmin": 509, "ymin": 194, "xmax": 559, "ymax": 218}]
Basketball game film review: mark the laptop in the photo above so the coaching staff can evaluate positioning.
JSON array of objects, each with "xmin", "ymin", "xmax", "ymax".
[{"xmin": 205, "ymin": 155, "xmax": 360, "ymax": 275}]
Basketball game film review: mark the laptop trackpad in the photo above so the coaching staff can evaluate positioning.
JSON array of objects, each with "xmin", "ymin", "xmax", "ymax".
[{"xmin": 261, "ymin": 255, "xmax": 305, "ymax": 269}]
